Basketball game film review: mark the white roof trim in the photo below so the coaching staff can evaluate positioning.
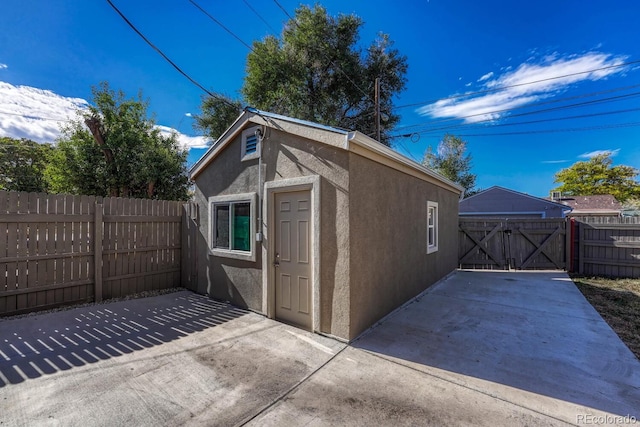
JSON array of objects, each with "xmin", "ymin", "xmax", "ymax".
[
  {"xmin": 189, "ymin": 109, "xmax": 463, "ymax": 195},
  {"xmin": 347, "ymin": 131, "xmax": 463, "ymax": 194},
  {"xmin": 189, "ymin": 110, "xmax": 248, "ymax": 179}
]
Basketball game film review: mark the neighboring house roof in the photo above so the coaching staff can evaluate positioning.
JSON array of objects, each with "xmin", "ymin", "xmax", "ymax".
[
  {"xmin": 556, "ymin": 195, "xmax": 622, "ymax": 216},
  {"xmin": 189, "ymin": 108, "xmax": 464, "ymax": 195},
  {"xmin": 459, "ymin": 186, "xmax": 573, "ymax": 216}
]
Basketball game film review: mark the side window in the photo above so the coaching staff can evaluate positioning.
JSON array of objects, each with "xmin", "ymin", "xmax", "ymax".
[
  {"xmin": 209, "ymin": 193, "xmax": 257, "ymax": 261},
  {"xmin": 427, "ymin": 201, "xmax": 438, "ymax": 254},
  {"xmin": 241, "ymin": 127, "xmax": 260, "ymax": 161}
]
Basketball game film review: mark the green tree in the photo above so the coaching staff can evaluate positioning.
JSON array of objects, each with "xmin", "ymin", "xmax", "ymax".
[
  {"xmin": 193, "ymin": 94, "xmax": 242, "ymax": 142},
  {"xmin": 0, "ymin": 137, "xmax": 53, "ymax": 192},
  {"xmin": 47, "ymin": 82, "xmax": 189, "ymax": 200},
  {"xmin": 423, "ymin": 134, "xmax": 477, "ymax": 195},
  {"xmin": 196, "ymin": 4, "xmax": 408, "ymax": 146},
  {"xmin": 553, "ymin": 153, "xmax": 640, "ymax": 202}
]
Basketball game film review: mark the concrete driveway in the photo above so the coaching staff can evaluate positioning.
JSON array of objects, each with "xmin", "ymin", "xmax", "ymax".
[{"xmin": 1, "ymin": 271, "xmax": 639, "ymax": 426}]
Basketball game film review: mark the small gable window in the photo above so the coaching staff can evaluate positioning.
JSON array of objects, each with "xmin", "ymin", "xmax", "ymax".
[{"xmin": 241, "ymin": 127, "xmax": 261, "ymax": 161}]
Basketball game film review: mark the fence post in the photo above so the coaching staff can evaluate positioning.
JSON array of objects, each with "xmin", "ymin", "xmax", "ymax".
[
  {"xmin": 94, "ymin": 203, "xmax": 103, "ymax": 302},
  {"xmin": 565, "ymin": 218, "xmax": 572, "ymax": 272},
  {"xmin": 577, "ymin": 221, "xmax": 584, "ymax": 275}
]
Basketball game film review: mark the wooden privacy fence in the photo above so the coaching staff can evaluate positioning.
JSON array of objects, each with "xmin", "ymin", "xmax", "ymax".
[
  {"xmin": 0, "ymin": 190, "xmax": 185, "ymax": 316},
  {"xmin": 572, "ymin": 217, "xmax": 640, "ymax": 278},
  {"xmin": 459, "ymin": 216, "xmax": 640, "ymax": 277},
  {"xmin": 459, "ymin": 218, "xmax": 569, "ymax": 270}
]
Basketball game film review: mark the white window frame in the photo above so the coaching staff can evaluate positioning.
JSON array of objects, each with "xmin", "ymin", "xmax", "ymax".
[
  {"xmin": 209, "ymin": 192, "xmax": 257, "ymax": 261},
  {"xmin": 427, "ymin": 201, "xmax": 438, "ymax": 254},
  {"xmin": 240, "ymin": 126, "xmax": 260, "ymax": 162}
]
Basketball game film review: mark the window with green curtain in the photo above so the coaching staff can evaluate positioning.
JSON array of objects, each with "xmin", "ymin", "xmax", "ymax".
[
  {"xmin": 214, "ymin": 201, "xmax": 251, "ymax": 252},
  {"xmin": 232, "ymin": 202, "xmax": 251, "ymax": 251}
]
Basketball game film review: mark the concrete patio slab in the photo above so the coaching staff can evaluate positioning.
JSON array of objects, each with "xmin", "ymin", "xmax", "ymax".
[
  {"xmin": 0, "ymin": 291, "xmax": 345, "ymax": 426},
  {"xmin": 348, "ymin": 270, "xmax": 640, "ymax": 424},
  {"xmin": 2, "ymin": 271, "xmax": 639, "ymax": 426}
]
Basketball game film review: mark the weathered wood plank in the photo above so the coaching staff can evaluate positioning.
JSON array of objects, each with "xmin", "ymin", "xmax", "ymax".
[
  {"xmin": 0, "ymin": 213, "xmax": 93, "ymax": 223},
  {"xmin": 15, "ymin": 192, "xmax": 30, "ymax": 310},
  {"xmin": 25, "ymin": 192, "xmax": 39, "ymax": 308},
  {"xmin": 102, "ymin": 215, "xmax": 180, "ymax": 223},
  {"xmin": 0, "ymin": 279, "xmax": 94, "ymax": 297},
  {"xmin": 5, "ymin": 192, "xmax": 19, "ymax": 312},
  {"xmin": 0, "ymin": 191, "xmax": 9, "ymax": 313},
  {"xmin": 102, "ymin": 268, "xmax": 181, "ymax": 283},
  {"xmin": 94, "ymin": 202, "xmax": 103, "ymax": 302},
  {"xmin": 0, "ymin": 191, "xmax": 186, "ymax": 316}
]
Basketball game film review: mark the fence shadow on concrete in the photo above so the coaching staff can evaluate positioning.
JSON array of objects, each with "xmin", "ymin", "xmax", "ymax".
[{"xmin": 0, "ymin": 291, "xmax": 247, "ymax": 387}]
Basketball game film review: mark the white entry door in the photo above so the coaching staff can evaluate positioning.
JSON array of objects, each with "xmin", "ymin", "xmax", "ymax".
[{"xmin": 274, "ymin": 190, "xmax": 312, "ymax": 330}]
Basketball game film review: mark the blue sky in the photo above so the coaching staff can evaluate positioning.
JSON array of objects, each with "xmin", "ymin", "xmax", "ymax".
[{"xmin": 1, "ymin": 0, "xmax": 639, "ymax": 197}]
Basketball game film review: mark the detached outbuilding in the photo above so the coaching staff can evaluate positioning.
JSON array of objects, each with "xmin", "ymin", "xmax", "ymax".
[
  {"xmin": 189, "ymin": 108, "xmax": 463, "ymax": 341},
  {"xmin": 460, "ymin": 186, "xmax": 573, "ymax": 218}
]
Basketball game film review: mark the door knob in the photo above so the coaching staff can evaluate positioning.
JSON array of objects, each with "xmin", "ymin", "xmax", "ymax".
[{"xmin": 274, "ymin": 252, "xmax": 280, "ymax": 267}]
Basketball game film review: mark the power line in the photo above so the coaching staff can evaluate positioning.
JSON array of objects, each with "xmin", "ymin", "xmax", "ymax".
[
  {"xmin": 393, "ymin": 84, "xmax": 640, "ymax": 133},
  {"xmin": 188, "ymin": 0, "xmax": 254, "ymax": 51},
  {"xmin": 405, "ymin": 106, "xmax": 640, "ymax": 137},
  {"xmin": 395, "ymin": 138, "xmax": 421, "ymax": 162},
  {"xmin": 106, "ymin": 0, "xmax": 238, "ymax": 109},
  {"xmin": 396, "ymin": 91, "xmax": 640, "ymax": 136},
  {"xmin": 451, "ymin": 121, "xmax": 640, "ymax": 137},
  {"xmin": 394, "ymin": 58, "xmax": 640, "ymax": 110},
  {"xmin": 243, "ymin": 0, "xmax": 277, "ymax": 33},
  {"xmin": 273, "ymin": 0, "xmax": 294, "ymax": 20}
]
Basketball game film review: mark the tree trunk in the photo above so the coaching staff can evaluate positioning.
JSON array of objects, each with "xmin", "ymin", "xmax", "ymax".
[{"xmin": 85, "ymin": 116, "xmax": 119, "ymax": 196}]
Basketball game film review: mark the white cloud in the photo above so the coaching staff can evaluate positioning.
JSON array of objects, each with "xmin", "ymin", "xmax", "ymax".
[
  {"xmin": 157, "ymin": 125, "xmax": 209, "ymax": 149},
  {"xmin": 0, "ymin": 64, "xmax": 7, "ymax": 69},
  {"xmin": 579, "ymin": 149, "xmax": 620, "ymax": 158},
  {"xmin": 0, "ymin": 81, "xmax": 208, "ymax": 149},
  {"xmin": 478, "ymin": 71, "xmax": 494, "ymax": 82},
  {"xmin": 541, "ymin": 160, "xmax": 569, "ymax": 164},
  {"xmin": 0, "ymin": 81, "xmax": 86, "ymax": 142},
  {"xmin": 417, "ymin": 52, "xmax": 629, "ymax": 123}
]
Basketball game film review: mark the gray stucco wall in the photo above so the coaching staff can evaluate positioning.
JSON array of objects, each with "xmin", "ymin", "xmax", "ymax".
[
  {"xmin": 348, "ymin": 152, "xmax": 460, "ymax": 339},
  {"xmin": 192, "ymin": 131, "xmax": 263, "ymax": 310},
  {"xmin": 459, "ymin": 188, "xmax": 565, "ymax": 218},
  {"xmin": 262, "ymin": 129, "xmax": 351, "ymax": 339},
  {"xmin": 192, "ymin": 122, "xmax": 460, "ymax": 341}
]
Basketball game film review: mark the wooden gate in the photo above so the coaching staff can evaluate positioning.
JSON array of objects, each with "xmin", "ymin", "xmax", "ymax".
[{"xmin": 459, "ymin": 218, "xmax": 568, "ymax": 270}]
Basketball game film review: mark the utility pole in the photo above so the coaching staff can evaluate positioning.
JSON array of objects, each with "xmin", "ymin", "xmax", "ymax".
[{"xmin": 374, "ymin": 77, "xmax": 381, "ymax": 142}]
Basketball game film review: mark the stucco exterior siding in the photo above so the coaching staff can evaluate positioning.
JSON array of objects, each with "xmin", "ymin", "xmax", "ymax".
[
  {"xmin": 192, "ymin": 132, "xmax": 263, "ymax": 311},
  {"xmin": 189, "ymin": 110, "xmax": 463, "ymax": 342},
  {"xmin": 263, "ymin": 129, "xmax": 351, "ymax": 339},
  {"xmin": 348, "ymin": 152, "xmax": 460, "ymax": 338}
]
